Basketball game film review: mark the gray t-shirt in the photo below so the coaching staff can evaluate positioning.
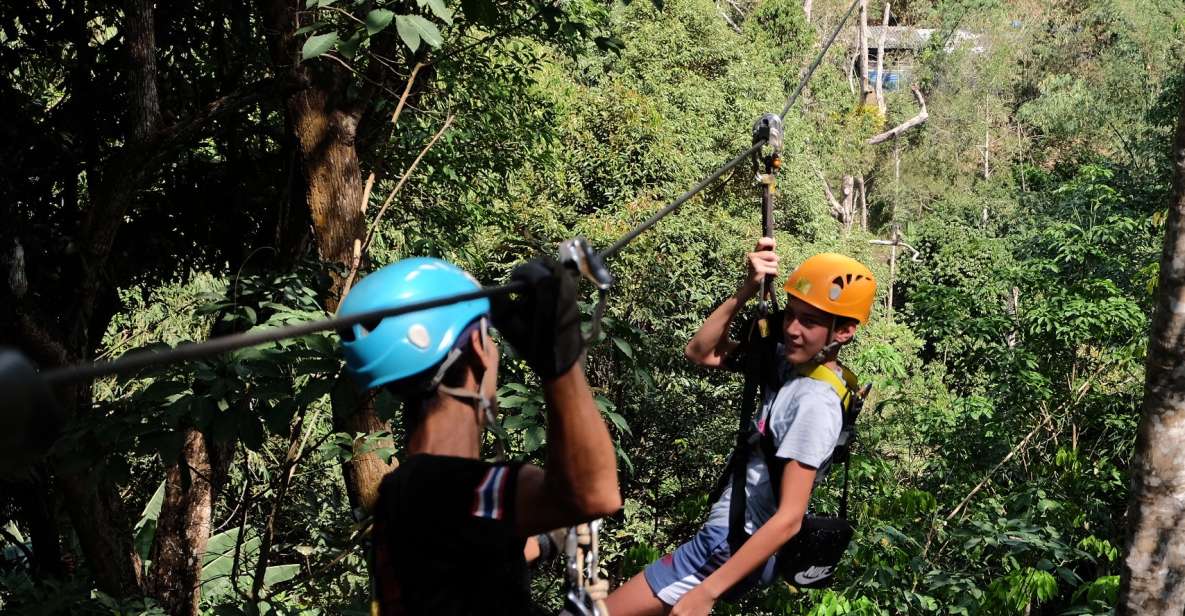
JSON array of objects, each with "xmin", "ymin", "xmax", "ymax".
[{"xmin": 705, "ymin": 356, "xmax": 843, "ymax": 534}]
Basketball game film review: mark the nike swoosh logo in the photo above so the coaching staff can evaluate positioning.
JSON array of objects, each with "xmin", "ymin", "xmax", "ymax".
[{"xmin": 793, "ymin": 565, "xmax": 834, "ymax": 585}]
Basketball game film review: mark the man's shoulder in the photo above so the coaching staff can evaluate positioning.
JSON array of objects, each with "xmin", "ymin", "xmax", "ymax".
[{"xmin": 380, "ymin": 454, "xmax": 521, "ymax": 525}]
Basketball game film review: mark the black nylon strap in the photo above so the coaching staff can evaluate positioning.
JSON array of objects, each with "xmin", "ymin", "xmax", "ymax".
[
  {"xmin": 725, "ymin": 314, "xmax": 779, "ymax": 552},
  {"xmin": 727, "ymin": 361, "xmax": 762, "ymax": 550}
]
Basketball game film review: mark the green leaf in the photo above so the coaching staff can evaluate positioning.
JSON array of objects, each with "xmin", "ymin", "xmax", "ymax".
[
  {"xmin": 419, "ymin": 0, "xmax": 453, "ymax": 24},
  {"xmin": 262, "ymin": 563, "xmax": 300, "ymax": 586},
  {"xmin": 365, "ymin": 9, "xmax": 395, "ymax": 36},
  {"xmin": 458, "ymin": 0, "xmax": 496, "ymax": 26},
  {"xmin": 301, "ymin": 31, "xmax": 339, "ymax": 60},
  {"xmin": 139, "ymin": 379, "xmax": 189, "ymax": 402},
  {"xmin": 523, "ymin": 425, "xmax": 545, "ymax": 452},
  {"xmin": 612, "ymin": 337, "xmax": 634, "ymax": 359},
  {"xmin": 395, "ymin": 15, "xmax": 442, "ymax": 52},
  {"xmin": 133, "ymin": 481, "xmax": 166, "ymax": 564}
]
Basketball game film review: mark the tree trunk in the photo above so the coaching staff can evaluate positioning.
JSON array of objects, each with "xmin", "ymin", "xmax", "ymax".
[
  {"xmin": 857, "ymin": 174, "xmax": 868, "ymax": 230},
  {"xmin": 803, "ymin": 0, "xmax": 812, "ymax": 22},
  {"xmin": 147, "ymin": 428, "xmax": 218, "ymax": 616},
  {"xmin": 982, "ymin": 123, "xmax": 991, "ymax": 179},
  {"xmin": 875, "ymin": 2, "xmax": 889, "ymax": 115},
  {"xmin": 15, "ymin": 476, "xmax": 64, "ymax": 578},
  {"xmin": 45, "ymin": 0, "xmax": 168, "ymax": 596},
  {"xmin": 842, "ymin": 175, "xmax": 855, "ymax": 235},
  {"xmin": 1118, "ymin": 77, "xmax": 1185, "ymax": 615},
  {"xmin": 858, "ymin": 0, "xmax": 872, "ymax": 108},
  {"xmin": 261, "ymin": 0, "xmax": 396, "ymax": 515}
]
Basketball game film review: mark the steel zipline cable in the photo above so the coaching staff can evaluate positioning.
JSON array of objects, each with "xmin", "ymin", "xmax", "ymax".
[{"xmin": 40, "ymin": 0, "xmax": 862, "ymax": 388}]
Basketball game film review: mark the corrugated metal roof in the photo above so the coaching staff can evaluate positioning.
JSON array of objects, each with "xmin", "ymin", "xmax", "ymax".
[{"xmin": 854, "ymin": 26, "xmax": 986, "ymax": 53}]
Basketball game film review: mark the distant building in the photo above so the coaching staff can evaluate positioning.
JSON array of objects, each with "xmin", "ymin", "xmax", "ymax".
[{"xmin": 856, "ymin": 26, "xmax": 985, "ymax": 91}]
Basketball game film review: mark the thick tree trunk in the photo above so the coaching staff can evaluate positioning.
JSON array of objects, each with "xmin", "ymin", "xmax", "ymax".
[
  {"xmin": 148, "ymin": 428, "xmax": 218, "ymax": 616},
  {"xmin": 125, "ymin": 0, "xmax": 161, "ymax": 143},
  {"xmin": 46, "ymin": 0, "xmax": 167, "ymax": 596},
  {"xmin": 262, "ymin": 0, "xmax": 396, "ymax": 515},
  {"xmin": 15, "ymin": 476, "xmax": 64, "ymax": 578},
  {"xmin": 1118, "ymin": 78, "xmax": 1185, "ymax": 615}
]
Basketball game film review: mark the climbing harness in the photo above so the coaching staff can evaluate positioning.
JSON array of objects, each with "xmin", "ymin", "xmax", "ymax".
[
  {"xmin": 711, "ymin": 325, "xmax": 870, "ymax": 588},
  {"xmin": 559, "ymin": 520, "xmax": 610, "ymax": 616}
]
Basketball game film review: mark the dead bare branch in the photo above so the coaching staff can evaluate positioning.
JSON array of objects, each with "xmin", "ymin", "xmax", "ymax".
[{"xmin": 867, "ymin": 85, "xmax": 928, "ymax": 145}]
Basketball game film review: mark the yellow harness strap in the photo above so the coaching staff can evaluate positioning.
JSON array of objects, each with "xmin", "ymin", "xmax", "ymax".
[{"xmin": 796, "ymin": 363, "xmax": 860, "ymax": 413}]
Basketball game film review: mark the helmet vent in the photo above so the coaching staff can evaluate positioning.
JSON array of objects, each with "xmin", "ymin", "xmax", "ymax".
[
  {"xmin": 830, "ymin": 276, "xmax": 846, "ymax": 300},
  {"xmin": 355, "ymin": 318, "xmax": 383, "ymax": 339}
]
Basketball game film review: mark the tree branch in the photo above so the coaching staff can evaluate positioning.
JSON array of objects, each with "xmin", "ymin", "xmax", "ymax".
[
  {"xmin": 867, "ymin": 85, "xmax": 928, "ymax": 145},
  {"xmin": 816, "ymin": 169, "xmax": 845, "ymax": 219},
  {"xmin": 345, "ymin": 114, "xmax": 455, "ymax": 292}
]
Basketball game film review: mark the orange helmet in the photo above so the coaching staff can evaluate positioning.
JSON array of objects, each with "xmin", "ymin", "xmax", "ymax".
[{"xmin": 783, "ymin": 253, "xmax": 877, "ymax": 324}]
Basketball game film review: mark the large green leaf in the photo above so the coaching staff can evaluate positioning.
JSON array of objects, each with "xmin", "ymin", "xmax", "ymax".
[
  {"xmin": 301, "ymin": 31, "xmax": 339, "ymax": 60},
  {"xmin": 200, "ymin": 527, "xmax": 295, "ymax": 600},
  {"xmin": 418, "ymin": 0, "xmax": 453, "ymax": 24},
  {"xmin": 395, "ymin": 15, "xmax": 442, "ymax": 52},
  {"xmin": 133, "ymin": 481, "xmax": 166, "ymax": 565},
  {"xmin": 365, "ymin": 9, "xmax": 395, "ymax": 36}
]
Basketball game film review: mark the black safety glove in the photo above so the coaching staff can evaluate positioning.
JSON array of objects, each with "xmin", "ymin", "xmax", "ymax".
[{"xmin": 491, "ymin": 257, "xmax": 584, "ymax": 381}]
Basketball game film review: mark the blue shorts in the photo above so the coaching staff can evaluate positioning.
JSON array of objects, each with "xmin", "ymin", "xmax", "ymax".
[{"xmin": 642, "ymin": 525, "xmax": 778, "ymax": 606}]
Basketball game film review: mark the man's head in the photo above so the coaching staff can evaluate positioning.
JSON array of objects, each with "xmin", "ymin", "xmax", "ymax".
[
  {"xmin": 781, "ymin": 253, "xmax": 876, "ymax": 364},
  {"xmin": 337, "ymin": 257, "xmax": 497, "ymax": 433}
]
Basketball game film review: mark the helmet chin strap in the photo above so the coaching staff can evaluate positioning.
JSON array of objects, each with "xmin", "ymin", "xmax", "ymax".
[
  {"xmin": 811, "ymin": 317, "xmax": 844, "ymax": 364},
  {"xmin": 437, "ymin": 319, "xmax": 506, "ymax": 460}
]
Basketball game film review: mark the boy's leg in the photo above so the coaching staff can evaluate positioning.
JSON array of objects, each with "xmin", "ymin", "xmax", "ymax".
[
  {"xmin": 604, "ymin": 572, "xmax": 669, "ymax": 616},
  {"xmin": 607, "ymin": 526, "xmax": 740, "ymax": 614}
]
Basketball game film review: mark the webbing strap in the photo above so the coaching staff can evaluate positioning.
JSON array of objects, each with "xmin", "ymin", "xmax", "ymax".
[
  {"xmin": 795, "ymin": 363, "xmax": 858, "ymax": 413},
  {"xmin": 727, "ymin": 351, "xmax": 763, "ymax": 550}
]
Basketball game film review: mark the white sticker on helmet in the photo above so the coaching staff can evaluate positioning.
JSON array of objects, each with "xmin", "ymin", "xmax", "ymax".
[
  {"xmin": 408, "ymin": 324, "xmax": 431, "ymax": 349},
  {"xmin": 830, "ymin": 284, "xmax": 842, "ymax": 300}
]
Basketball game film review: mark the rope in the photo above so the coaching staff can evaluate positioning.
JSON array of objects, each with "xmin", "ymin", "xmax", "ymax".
[
  {"xmin": 38, "ymin": 2, "xmax": 861, "ymax": 388},
  {"xmin": 42, "ymin": 281, "xmax": 526, "ymax": 386},
  {"xmin": 780, "ymin": 0, "xmax": 862, "ymax": 119}
]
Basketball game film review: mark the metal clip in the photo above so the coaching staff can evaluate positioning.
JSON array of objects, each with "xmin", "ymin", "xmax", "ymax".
[{"xmin": 559, "ymin": 237, "xmax": 613, "ymax": 291}]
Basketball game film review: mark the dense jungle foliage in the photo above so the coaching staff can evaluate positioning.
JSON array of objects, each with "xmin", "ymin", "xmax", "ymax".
[{"xmin": 3, "ymin": 0, "xmax": 1184, "ymax": 613}]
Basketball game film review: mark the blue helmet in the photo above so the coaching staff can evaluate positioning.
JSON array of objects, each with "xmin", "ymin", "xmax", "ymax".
[{"xmin": 338, "ymin": 257, "xmax": 490, "ymax": 390}]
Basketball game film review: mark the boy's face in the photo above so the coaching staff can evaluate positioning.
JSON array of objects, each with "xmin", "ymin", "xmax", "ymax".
[{"xmin": 782, "ymin": 296, "xmax": 839, "ymax": 365}]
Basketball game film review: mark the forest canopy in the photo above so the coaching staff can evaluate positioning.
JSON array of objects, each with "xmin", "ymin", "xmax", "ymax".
[{"xmin": 2, "ymin": 0, "xmax": 1184, "ymax": 614}]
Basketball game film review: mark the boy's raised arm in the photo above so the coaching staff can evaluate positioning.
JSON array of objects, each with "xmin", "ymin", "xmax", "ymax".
[{"xmin": 685, "ymin": 237, "xmax": 779, "ymax": 368}]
